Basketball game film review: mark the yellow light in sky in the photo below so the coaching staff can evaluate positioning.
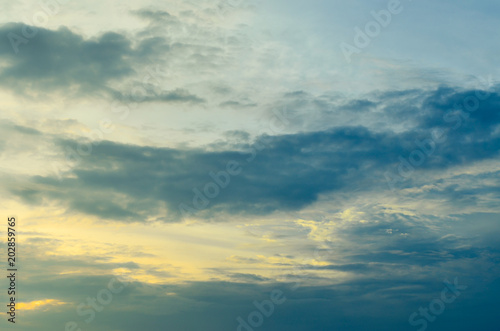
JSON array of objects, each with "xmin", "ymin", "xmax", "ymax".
[{"xmin": 17, "ymin": 299, "xmax": 67, "ymax": 311}]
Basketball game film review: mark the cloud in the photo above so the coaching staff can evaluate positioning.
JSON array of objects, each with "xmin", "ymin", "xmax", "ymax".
[
  {"xmin": 126, "ymin": 88, "xmax": 206, "ymax": 104},
  {"xmin": 0, "ymin": 23, "xmax": 137, "ymax": 96},
  {"xmin": 5, "ymin": 86, "xmax": 500, "ymax": 221},
  {"xmin": 0, "ymin": 23, "xmax": 205, "ymax": 103},
  {"xmin": 339, "ymin": 99, "xmax": 377, "ymax": 112},
  {"xmin": 219, "ymin": 100, "xmax": 258, "ymax": 108},
  {"xmin": 10, "ymin": 127, "xmax": 400, "ymax": 221},
  {"xmin": 15, "ymin": 272, "xmax": 500, "ymax": 331},
  {"xmin": 131, "ymin": 9, "xmax": 173, "ymax": 22}
]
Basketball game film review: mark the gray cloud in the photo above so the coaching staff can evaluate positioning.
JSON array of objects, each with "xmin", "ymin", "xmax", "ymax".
[
  {"xmin": 0, "ymin": 22, "xmax": 205, "ymax": 104},
  {"xmin": 0, "ymin": 23, "xmax": 137, "ymax": 96},
  {"xmin": 5, "ymin": 86, "xmax": 500, "ymax": 222}
]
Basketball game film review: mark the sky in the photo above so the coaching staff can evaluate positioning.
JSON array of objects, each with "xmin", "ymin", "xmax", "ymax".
[{"xmin": 0, "ymin": 0, "xmax": 499, "ymax": 330}]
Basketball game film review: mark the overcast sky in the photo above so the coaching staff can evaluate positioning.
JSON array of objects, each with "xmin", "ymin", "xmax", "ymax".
[{"xmin": 0, "ymin": 0, "xmax": 499, "ymax": 330}]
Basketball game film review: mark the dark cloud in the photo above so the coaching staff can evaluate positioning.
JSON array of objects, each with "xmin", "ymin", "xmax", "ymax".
[
  {"xmin": 339, "ymin": 99, "xmax": 377, "ymax": 112},
  {"xmin": 220, "ymin": 100, "xmax": 258, "ymax": 108},
  {"xmin": 6, "ymin": 87, "xmax": 500, "ymax": 221},
  {"xmin": 131, "ymin": 9, "xmax": 173, "ymax": 22},
  {"xmin": 16, "ymin": 272, "xmax": 500, "ymax": 331},
  {"xmin": 12, "ymin": 127, "xmax": 402, "ymax": 221},
  {"xmin": 228, "ymin": 273, "xmax": 270, "ymax": 282},
  {"xmin": 0, "ymin": 23, "xmax": 205, "ymax": 103},
  {"xmin": 139, "ymin": 88, "xmax": 205, "ymax": 103},
  {"xmin": 0, "ymin": 23, "xmax": 137, "ymax": 96}
]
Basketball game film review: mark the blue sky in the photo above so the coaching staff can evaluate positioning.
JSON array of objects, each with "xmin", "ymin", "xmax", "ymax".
[{"xmin": 0, "ymin": 0, "xmax": 499, "ymax": 330}]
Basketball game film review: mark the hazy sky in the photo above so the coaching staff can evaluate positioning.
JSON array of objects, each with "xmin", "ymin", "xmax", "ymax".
[{"xmin": 0, "ymin": 0, "xmax": 499, "ymax": 330}]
